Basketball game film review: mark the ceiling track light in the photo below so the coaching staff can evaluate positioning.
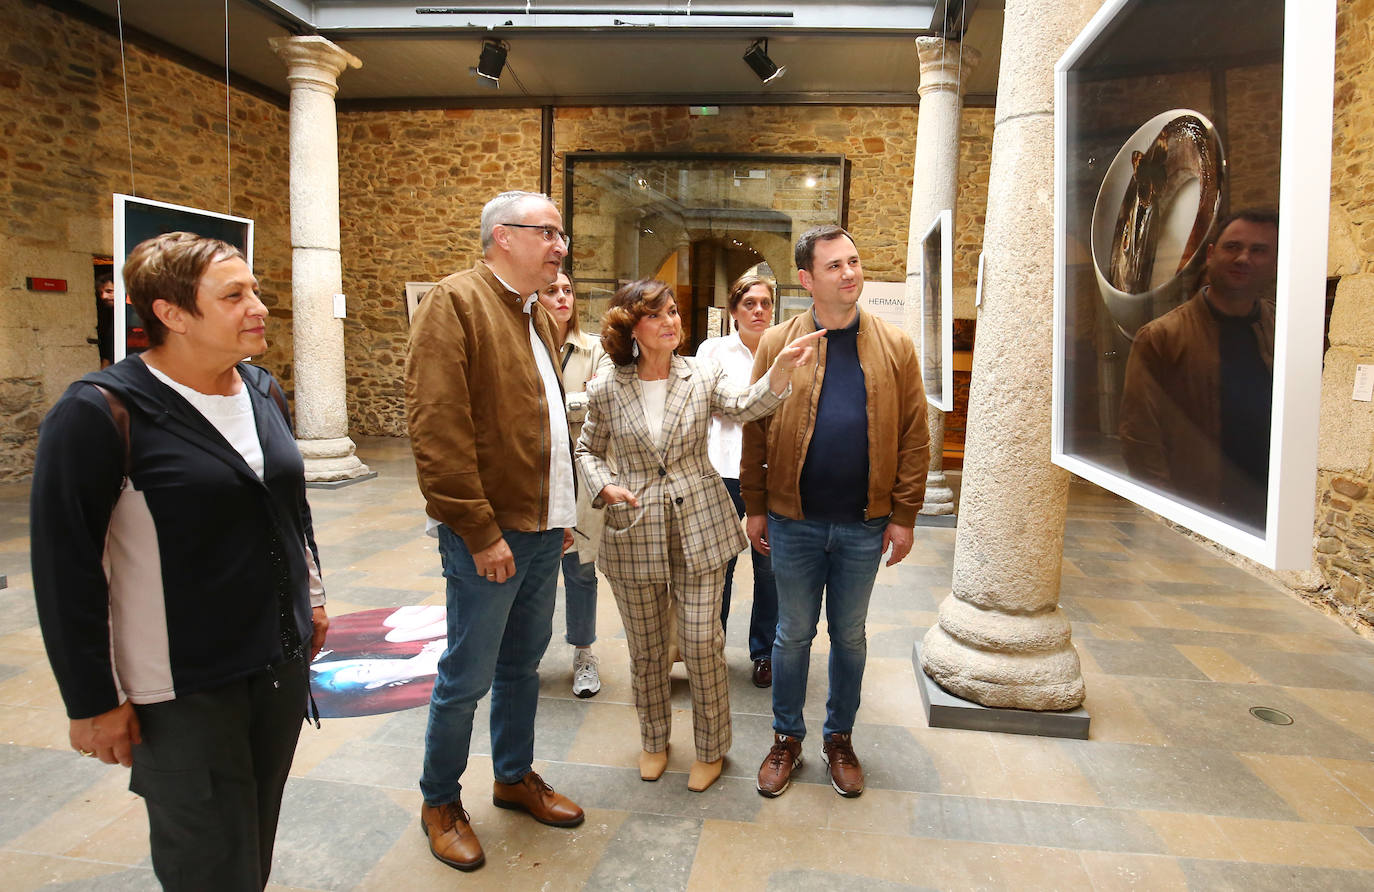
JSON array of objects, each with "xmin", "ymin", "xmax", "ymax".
[
  {"xmin": 471, "ymin": 38, "xmax": 508, "ymax": 86},
  {"xmin": 743, "ymin": 38, "xmax": 785, "ymax": 84}
]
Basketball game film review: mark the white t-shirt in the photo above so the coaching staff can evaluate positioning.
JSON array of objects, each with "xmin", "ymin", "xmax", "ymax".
[
  {"xmin": 145, "ymin": 362, "xmax": 264, "ymax": 480},
  {"xmin": 640, "ymin": 378, "xmax": 669, "ymax": 451},
  {"xmin": 695, "ymin": 332, "xmax": 755, "ymax": 478}
]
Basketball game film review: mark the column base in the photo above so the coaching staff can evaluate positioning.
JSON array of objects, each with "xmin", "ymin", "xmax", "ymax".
[
  {"xmin": 298, "ymin": 436, "xmax": 374, "ymax": 484},
  {"xmin": 919, "ymin": 613, "xmax": 1085, "ymax": 711},
  {"xmin": 919, "ymin": 473, "xmax": 956, "ymax": 516},
  {"xmin": 912, "ymin": 640, "xmax": 1089, "ymax": 738}
]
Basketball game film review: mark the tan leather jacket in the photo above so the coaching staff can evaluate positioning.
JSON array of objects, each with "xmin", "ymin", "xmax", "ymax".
[
  {"xmin": 405, "ymin": 262, "xmax": 566, "ymax": 552},
  {"xmin": 1118, "ymin": 290, "xmax": 1275, "ymax": 508},
  {"xmin": 741, "ymin": 307, "xmax": 930, "ymax": 527}
]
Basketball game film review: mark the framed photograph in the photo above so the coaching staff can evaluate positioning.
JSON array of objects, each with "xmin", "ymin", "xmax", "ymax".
[
  {"xmin": 405, "ymin": 282, "xmax": 438, "ymax": 323},
  {"xmin": 1051, "ymin": 0, "xmax": 1336, "ymax": 569},
  {"xmin": 921, "ymin": 209, "xmax": 954, "ymax": 412},
  {"xmin": 564, "ymin": 152, "xmax": 849, "ymax": 350},
  {"xmin": 113, "ymin": 195, "xmax": 253, "ymax": 361}
]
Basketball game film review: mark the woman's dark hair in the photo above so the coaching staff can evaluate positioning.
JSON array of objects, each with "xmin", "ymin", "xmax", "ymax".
[
  {"xmin": 726, "ymin": 273, "xmax": 775, "ymax": 330},
  {"xmin": 122, "ymin": 232, "xmax": 244, "ymax": 347},
  {"xmin": 601, "ymin": 278, "xmax": 675, "ymax": 366}
]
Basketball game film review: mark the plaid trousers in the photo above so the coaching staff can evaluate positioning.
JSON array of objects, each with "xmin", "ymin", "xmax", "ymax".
[{"xmin": 607, "ymin": 515, "xmax": 731, "ymax": 762}]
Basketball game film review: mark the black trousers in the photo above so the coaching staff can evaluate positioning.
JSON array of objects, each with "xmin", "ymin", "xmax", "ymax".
[{"xmin": 130, "ymin": 658, "xmax": 307, "ymax": 892}]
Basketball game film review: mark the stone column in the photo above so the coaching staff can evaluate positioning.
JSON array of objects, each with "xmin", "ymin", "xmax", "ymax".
[
  {"xmin": 919, "ymin": 0, "xmax": 1100, "ymax": 710},
  {"xmin": 270, "ymin": 36, "xmax": 371, "ymax": 482},
  {"xmin": 906, "ymin": 36, "xmax": 980, "ymax": 516}
]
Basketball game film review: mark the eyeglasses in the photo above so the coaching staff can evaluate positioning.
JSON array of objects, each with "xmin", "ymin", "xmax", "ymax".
[{"xmin": 499, "ymin": 222, "xmax": 570, "ymax": 249}]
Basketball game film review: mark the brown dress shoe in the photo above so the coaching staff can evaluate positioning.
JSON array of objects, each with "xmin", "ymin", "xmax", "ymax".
[
  {"xmin": 756, "ymin": 733, "xmax": 802, "ymax": 798},
  {"xmin": 420, "ymin": 800, "xmax": 485, "ymax": 871},
  {"xmin": 492, "ymin": 771, "xmax": 585, "ymax": 827},
  {"xmin": 751, "ymin": 658, "xmax": 772, "ymax": 688},
  {"xmin": 822, "ymin": 732, "xmax": 865, "ymax": 797}
]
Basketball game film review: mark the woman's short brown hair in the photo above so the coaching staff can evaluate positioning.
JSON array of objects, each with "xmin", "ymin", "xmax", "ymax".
[
  {"xmin": 726, "ymin": 273, "xmax": 776, "ymax": 330},
  {"xmin": 122, "ymin": 232, "xmax": 244, "ymax": 347},
  {"xmin": 601, "ymin": 278, "xmax": 675, "ymax": 366}
]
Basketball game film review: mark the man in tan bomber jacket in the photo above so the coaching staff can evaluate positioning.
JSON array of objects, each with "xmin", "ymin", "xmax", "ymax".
[
  {"xmin": 742, "ymin": 225, "xmax": 931, "ymax": 800},
  {"xmin": 406, "ymin": 190, "xmax": 585, "ymax": 872}
]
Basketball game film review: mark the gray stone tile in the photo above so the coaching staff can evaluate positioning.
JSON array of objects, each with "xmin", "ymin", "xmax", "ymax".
[
  {"xmin": 549, "ymin": 762, "xmax": 765, "ymax": 824},
  {"xmin": 321, "ymin": 584, "xmax": 435, "ymax": 607},
  {"xmin": 1125, "ymin": 677, "xmax": 1374, "ymax": 759},
  {"xmin": 0, "ymin": 744, "xmax": 110, "ymax": 845},
  {"xmin": 1178, "ymin": 603, "xmax": 1337, "ymax": 636},
  {"xmin": 0, "ymin": 661, "xmax": 24, "ymax": 683},
  {"xmin": 1240, "ymin": 651, "xmax": 1374, "ymax": 690},
  {"xmin": 908, "ymin": 793, "xmax": 1166, "ymax": 853},
  {"xmin": 767, "ymin": 868, "xmax": 938, "ymax": 891},
  {"xmin": 1178, "ymin": 859, "xmax": 1374, "ymax": 892},
  {"xmin": 1359, "ymin": 826, "xmax": 1374, "ymax": 847},
  {"xmin": 271, "ymin": 777, "xmax": 413, "ymax": 891},
  {"xmin": 1129, "ymin": 626, "xmax": 1276, "ymax": 651},
  {"xmin": 369, "ymin": 703, "xmax": 429, "ymax": 749},
  {"xmin": 1061, "ymin": 578, "xmax": 1172, "ymax": 601},
  {"xmin": 1077, "ymin": 639, "xmax": 1212, "ymax": 681},
  {"xmin": 1063, "ymin": 740, "xmax": 1297, "ymax": 819},
  {"xmin": 849, "ymin": 722, "xmax": 943, "ymax": 795},
  {"xmin": 584, "ymin": 813, "xmax": 701, "ymax": 891},
  {"xmin": 0, "ymin": 589, "xmax": 38, "ymax": 637},
  {"xmin": 308, "ymin": 739, "xmax": 423, "ymax": 789},
  {"xmin": 41, "ymin": 869, "xmax": 161, "ymax": 891},
  {"xmin": 868, "ymin": 625, "xmax": 922, "ymax": 659}
]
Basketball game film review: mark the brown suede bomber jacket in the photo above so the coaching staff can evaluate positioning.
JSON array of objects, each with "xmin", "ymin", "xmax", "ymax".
[
  {"xmin": 741, "ymin": 306, "xmax": 931, "ymax": 528},
  {"xmin": 405, "ymin": 262, "xmax": 565, "ymax": 553}
]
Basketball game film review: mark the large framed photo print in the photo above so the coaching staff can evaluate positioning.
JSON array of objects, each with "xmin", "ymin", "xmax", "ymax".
[
  {"xmin": 921, "ymin": 209, "xmax": 954, "ymax": 412},
  {"xmin": 1051, "ymin": 0, "xmax": 1336, "ymax": 569},
  {"xmin": 112, "ymin": 195, "xmax": 253, "ymax": 361}
]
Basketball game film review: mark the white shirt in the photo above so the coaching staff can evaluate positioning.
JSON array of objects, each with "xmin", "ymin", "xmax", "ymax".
[
  {"xmin": 495, "ymin": 269, "xmax": 577, "ymax": 530},
  {"xmin": 640, "ymin": 378, "xmax": 669, "ymax": 451},
  {"xmin": 146, "ymin": 362, "xmax": 264, "ymax": 480},
  {"xmin": 695, "ymin": 332, "xmax": 755, "ymax": 478}
]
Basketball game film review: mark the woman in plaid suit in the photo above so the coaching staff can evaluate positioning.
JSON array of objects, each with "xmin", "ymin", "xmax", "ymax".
[{"xmin": 575, "ymin": 279, "xmax": 822, "ymax": 792}]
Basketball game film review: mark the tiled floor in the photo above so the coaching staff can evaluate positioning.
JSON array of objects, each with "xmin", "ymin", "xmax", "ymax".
[{"xmin": 2, "ymin": 436, "xmax": 1373, "ymax": 890}]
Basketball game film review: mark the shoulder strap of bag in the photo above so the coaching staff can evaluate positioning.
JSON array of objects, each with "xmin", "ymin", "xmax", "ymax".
[{"xmin": 91, "ymin": 383, "xmax": 131, "ymax": 491}]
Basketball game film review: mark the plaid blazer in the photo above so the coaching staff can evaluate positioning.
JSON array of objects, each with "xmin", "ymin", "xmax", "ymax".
[{"xmin": 576, "ymin": 355, "xmax": 784, "ymax": 583}]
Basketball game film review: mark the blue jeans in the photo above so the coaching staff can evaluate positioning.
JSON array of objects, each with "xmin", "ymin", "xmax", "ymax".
[
  {"xmin": 561, "ymin": 551, "xmax": 598, "ymax": 647},
  {"xmin": 767, "ymin": 512, "xmax": 887, "ymax": 740},
  {"xmin": 720, "ymin": 478, "xmax": 779, "ymax": 661},
  {"xmin": 420, "ymin": 526, "xmax": 563, "ymax": 806}
]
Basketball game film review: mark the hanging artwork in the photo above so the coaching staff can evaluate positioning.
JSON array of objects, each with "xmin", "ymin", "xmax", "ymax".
[
  {"xmin": 1050, "ymin": 0, "xmax": 1336, "ymax": 569},
  {"xmin": 921, "ymin": 209, "xmax": 954, "ymax": 412},
  {"xmin": 112, "ymin": 194, "xmax": 253, "ymax": 361}
]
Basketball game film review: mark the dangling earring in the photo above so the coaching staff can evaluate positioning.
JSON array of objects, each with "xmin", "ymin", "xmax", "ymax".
[{"xmin": 631, "ymin": 338, "xmax": 640, "ymax": 359}]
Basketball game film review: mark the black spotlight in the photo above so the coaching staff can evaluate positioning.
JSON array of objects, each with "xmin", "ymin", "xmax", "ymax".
[
  {"xmin": 472, "ymin": 39, "xmax": 508, "ymax": 85},
  {"xmin": 743, "ymin": 38, "xmax": 785, "ymax": 84}
]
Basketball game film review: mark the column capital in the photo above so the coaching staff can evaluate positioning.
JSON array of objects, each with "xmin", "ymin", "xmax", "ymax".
[
  {"xmin": 914, "ymin": 36, "xmax": 981, "ymax": 99},
  {"xmin": 270, "ymin": 35, "xmax": 361, "ymax": 97}
]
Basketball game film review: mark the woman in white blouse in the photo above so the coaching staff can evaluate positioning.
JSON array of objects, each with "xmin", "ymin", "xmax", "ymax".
[
  {"xmin": 695, "ymin": 274, "xmax": 780, "ymax": 689},
  {"xmin": 536, "ymin": 269, "xmax": 607, "ymax": 699}
]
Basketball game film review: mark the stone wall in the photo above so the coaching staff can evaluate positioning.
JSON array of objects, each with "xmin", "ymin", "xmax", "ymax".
[
  {"xmin": 0, "ymin": 0, "xmax": 291, "ymax": 480},
  {"xmin": 337, "ymin": 102, "xmax": 995, "ymax": 438},
  {"xmin": 1302, "ymin": 0, "xmax": 1374, "ymax": 633},
  {"xmin": 337, "ymin": 107, "xmax": 542, "ymax": 436}
]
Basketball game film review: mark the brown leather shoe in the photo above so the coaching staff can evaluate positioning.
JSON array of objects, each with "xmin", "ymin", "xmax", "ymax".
[
  {"xmin": 756, "ymin": 733, "xmax": 802, "ymax": 798},
  {"xmin": 751, "ymin": 658, "xmax": 772, "ymax": 688},
  {"xmin": 420, "ymin": 800, "xmax": 484, "ymax": 871},
  {"xmin": 492, "ymin": 771, "xmax": 585, "ymax": 827},
  {"xmin": 822, "ymin": 732, "xmax": 865, "ymax": 797}
]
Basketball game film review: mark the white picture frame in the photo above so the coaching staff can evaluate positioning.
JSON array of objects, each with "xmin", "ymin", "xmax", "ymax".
[
  {"xmin": 405, "ymin": 282, "xmax": 438, "ymax": 323},
  {"xmin": 113, "ymin": 195, "xmax": 253, "ymax": 361},
  {"xmin": 1050, "ymin": 0, "xmax": 1335, "ymax": 570},
  {"xmin": 921, "ymin": 209, "xmax": 955, "ymax": 412}
]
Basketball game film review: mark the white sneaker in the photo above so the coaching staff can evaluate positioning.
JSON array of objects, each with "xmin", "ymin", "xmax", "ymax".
[{"xmin": 572, "ymin": 649, "xmax": 600, "ymax": 698}]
